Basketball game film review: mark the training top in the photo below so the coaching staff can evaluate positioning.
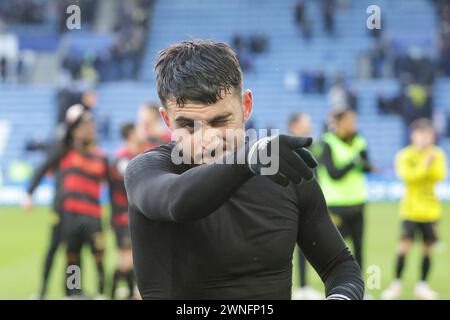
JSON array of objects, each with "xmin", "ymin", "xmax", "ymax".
[
  {"xmin": 396, "ymin": 145, "xmax": 447, "ymax": 222},
  {"xmin": 318, "ymin": 132, "xmax": 369, "ymax": 207},
  {"xmin": 59, "ymin": 148, "xmax": 109, "ymax": 218},
  {"xmin": 125, "ymin": 143, "xmax": 364, "ymax": 300}
]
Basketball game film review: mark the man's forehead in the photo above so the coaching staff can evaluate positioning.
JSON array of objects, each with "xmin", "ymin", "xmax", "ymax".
[
  {"xmin": 167, "ymin": 98, "xmax": 239, "ymax": 120},
  {"xmin": 173, "ymin": 109, "xmax": 233, "ymax": 123}
]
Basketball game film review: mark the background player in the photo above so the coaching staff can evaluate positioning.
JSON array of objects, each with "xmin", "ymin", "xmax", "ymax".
[
  {"xmin": 317, "ymin": 109, "xmax": 374, "ymax": 271},
  {"xmin": 288, "ymin": 113, "xmax": 322, "ymax": 300},
  {"xmin": 109, "ymin": 123, "xmax": 147, "ymax": 299},
  {"xmin": 382, "ymin": 119, "xmax": 447, "ymax": 300},
  {"xmin": 57, "ymin": 110, "xmax": 111, "ymax": 299},
  {"xmin": 21, "ymin": 104, "xmax": 90, "ymax": 299}
]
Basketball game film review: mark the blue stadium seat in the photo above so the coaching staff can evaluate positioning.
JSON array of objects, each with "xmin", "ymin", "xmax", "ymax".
[{"xmin": 0, "ymin": 0, "xmax": 444, "ymax": 174}]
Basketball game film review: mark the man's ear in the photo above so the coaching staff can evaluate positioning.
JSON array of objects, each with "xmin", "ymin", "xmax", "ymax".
[
  {"xmin": 159, "ymin": 107, "xmax": 172, "ymax": 130},
  {"xmin": 242, "ymin": 89, "xmax": 253, "ymax": 123}
]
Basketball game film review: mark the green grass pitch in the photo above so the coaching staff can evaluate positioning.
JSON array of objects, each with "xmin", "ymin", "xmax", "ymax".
[{"xmin": 0, "ymin": 203, "xmax": 449, "ymax": 299}]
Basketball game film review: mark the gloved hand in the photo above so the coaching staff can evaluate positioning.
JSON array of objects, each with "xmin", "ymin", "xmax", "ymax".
[
  {"xmin": 351, "ymin": 154, "xmax": 364, "ymax": 169},
  {"xmin": 247, "ymin": 134, "xmax": 318, "ymax": 186},
  {"xmin": 352, "ymin": 150, "xmax": 372, "ymax": 172}
]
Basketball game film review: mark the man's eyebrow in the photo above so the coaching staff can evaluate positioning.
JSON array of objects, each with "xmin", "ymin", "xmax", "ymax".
[
  {"xmin": 174, "ymin": 116, "xmax": 194, "ymax": 123},
  {"xmin": 209, "ymin": 113, "xmax": 232, "ymax": 122},
  {"xmin": 174, "ymin": 113, "xmax": 232, "ymax": 123}
]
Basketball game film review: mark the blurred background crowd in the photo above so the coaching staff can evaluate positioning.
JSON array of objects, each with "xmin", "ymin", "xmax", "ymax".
[{"xmin": 0, "ymin": 0, "xmax": 450, "ymax": 198}]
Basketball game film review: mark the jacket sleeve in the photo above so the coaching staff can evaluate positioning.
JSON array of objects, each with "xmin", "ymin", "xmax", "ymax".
[
  {"xmin": 296, "ymin": 179, "xmax": 365, "ymax": 300},
  {"xmin": 124, "ymin": 146, "xmax": 253, "ymax": 223},
  {"xmin": 27, "ymin": 144, "xmax": 66, "ymax": 195}
]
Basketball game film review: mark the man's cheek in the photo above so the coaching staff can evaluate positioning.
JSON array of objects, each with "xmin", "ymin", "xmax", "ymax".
[
  {"xmin": 187, "ymin": 132, "xmax": 204, "ymax": 164},
  {"xmin": 171, "ymin": 128, "xmax": 194, "ymax": 164}
]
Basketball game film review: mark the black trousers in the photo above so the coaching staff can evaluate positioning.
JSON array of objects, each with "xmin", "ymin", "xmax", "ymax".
[
  {"xmin": 40, "ymin": 212, "xmax": 63, "ymax": 297},
  {"xmin": 329, "ymin": 204, "xmax": 365, "ymax": 269}
]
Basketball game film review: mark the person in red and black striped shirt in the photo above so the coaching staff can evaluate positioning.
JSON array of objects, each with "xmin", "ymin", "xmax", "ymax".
[
  {"xmin": 59, "ymin": 111, "xmax": 111, "ymax": 298},
  {"xmin": 23, "ymin": 103, "xmax": 95, "ymax": 299},
  {"xmin": 110, "ymin": 123, "xmax": 149, "ymax": 299}
]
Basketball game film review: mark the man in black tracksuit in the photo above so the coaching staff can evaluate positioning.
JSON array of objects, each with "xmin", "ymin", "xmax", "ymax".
[{"xmin": 125, "ymin": 40, "xmax": 364, "ymax": 300}]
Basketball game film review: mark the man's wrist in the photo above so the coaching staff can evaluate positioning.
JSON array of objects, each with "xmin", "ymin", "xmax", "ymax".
[
  {"xmin": 218, "ymin": 142, "xmax": 254, "ymax": 176},
  {"xmin": 247, "ymin": 137, "xmax": 272, "ymax": 175},
  {"xmin": 326, "ymin": 293, "xmax": 351, "ymax": 300}
]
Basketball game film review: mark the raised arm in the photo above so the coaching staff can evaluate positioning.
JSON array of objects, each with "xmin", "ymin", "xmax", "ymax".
[
  {"xmin": 321, "ymin": 143, "xmax": 355, "ymax": 180},
  {"xmin": 296, "ymin": 179, "xmax": 365, "ymax": 300},
  {"xmin": 27, "ymin": 144, "xmax": 67, "ymax": 195},
  {"xmin": 124, "ymin": 146, "xmax": 253, "ymax": 223},
  {"xmin": 125, "ymin": 135, "xmax": 318, "ymax": 223},
  {"xmin": 428, "ymin": 150, "xmax": 447, "ymax": 182},
  {"xmin": 395, "ymin": 151, "xmax": 428, "ymax": 183}
]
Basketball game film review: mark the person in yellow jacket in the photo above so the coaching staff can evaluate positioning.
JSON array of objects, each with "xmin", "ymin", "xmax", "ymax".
[{"xmin": 382, "ymin": 119, "xmax": 447, "ymax": 300}]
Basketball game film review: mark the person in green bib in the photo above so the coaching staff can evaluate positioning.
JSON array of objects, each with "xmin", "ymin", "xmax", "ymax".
[{"xmin": 317, "ymin": 109, "xmax": 374, "ymax": 270}]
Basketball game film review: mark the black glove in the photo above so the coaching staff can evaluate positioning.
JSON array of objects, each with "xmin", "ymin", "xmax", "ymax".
[
  {"xmin": 247, "ymin": 134, "xmax": 318, "ymax": 187},
  {"xmin": 352, "ymin": 150, "xmax": 372, "ymax": 172}
]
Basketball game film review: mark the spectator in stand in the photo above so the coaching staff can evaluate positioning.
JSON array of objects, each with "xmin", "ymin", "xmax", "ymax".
[
  {"xmin": 376, "ymin": 93, "xmax": 401, "ymax": 115},
  {"xmin": 57, "ymin": 89, "xmax": 97, "ymax": 127},
  {"xmin": 399, "ymin": 81, "xmax": 434, "ymax": 145},
  {"xmin": 0, "ymin": 56, "xmax": 6, "ymax": 83},
  {"xmin": 294, "ymin": 0, "xmax": 313, "ymax": 40},
  {"xmin": 295, "ymin": 0, "xmax": 306, "ymax": 27},
  {"xmin": 316, "ymin": 71, "xmax": 326, "ymax": 94},
  {"xmin": 321, "ymin": 0, "xmax": 335, "ymax": 35},
  {"xmin": 370, "ymin": 40, "xmax": 388, "ymax": 78},
  {"xmin": 436, "ymin": 0, "xmax": 450, "ymax": 75},
  {"xmin": 328, "ymin": 74, "xmax": 349, "ymax": 111},
  {"xmin": 300, "ymin": 70, "xmax": 327, "ymax": 94},
  {"xmin": 347, "ymin": 88, "xmax": 359, "ymax": 112},
  {"xmin": 231, "ymin": 34, "xmax": 253, "ymax": 72},
  {"xmin": 81, "ymin": 90, "xmax": 98, "ymax": 111},
  {"xmin": 57, "ymin": 0, "xmax": 151, "ymax": 83},
  {"xmin": 394, "ymin": 48, "xmax": 436, "ymax": 85}
]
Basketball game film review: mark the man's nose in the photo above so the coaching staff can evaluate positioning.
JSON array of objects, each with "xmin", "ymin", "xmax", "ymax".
[{"xmin": 201, "ymin": 126, "xmax": 221, "ymax": 149}]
